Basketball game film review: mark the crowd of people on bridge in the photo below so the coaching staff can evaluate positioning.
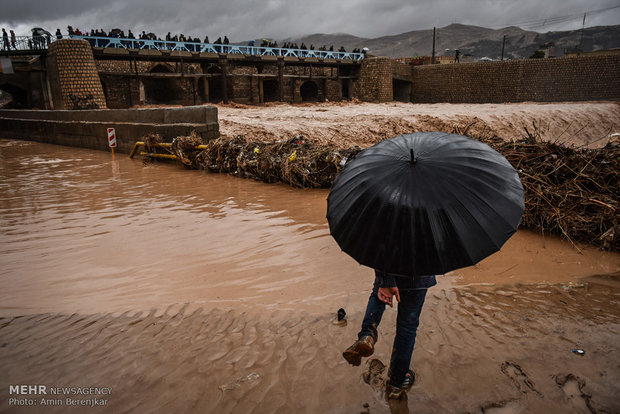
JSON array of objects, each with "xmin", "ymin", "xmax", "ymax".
[
  {"xmin": 2, "ymin": 25, "xmax": 365, "ymax": 56},
  {"xmin": 66, "ymin": 25, "xmax": 228, "ymax": 45},
  {"xmin": 63, "ymin": 26, "xmax": 364, "ymax": 55},
  {"xmin": 257, "ymin": 40, "xmax": 362, "ymax": 54}
]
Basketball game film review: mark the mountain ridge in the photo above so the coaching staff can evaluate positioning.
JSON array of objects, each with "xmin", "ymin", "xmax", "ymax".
[{"xmin": 272, "ymin": 23, "xmax": 620, "ymax": 59}]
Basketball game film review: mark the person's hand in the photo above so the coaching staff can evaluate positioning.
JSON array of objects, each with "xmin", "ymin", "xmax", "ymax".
[{"xmin": 378, "ymin": 287, "xmax": 400, "ymax": 307}]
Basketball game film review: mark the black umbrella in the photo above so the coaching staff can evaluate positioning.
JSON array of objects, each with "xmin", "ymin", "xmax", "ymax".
[{"xmin": 326, "ymin": 132, "xmax": 524, "ymax": 276}]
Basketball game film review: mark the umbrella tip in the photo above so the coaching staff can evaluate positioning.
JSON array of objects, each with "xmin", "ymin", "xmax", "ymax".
[{"xmin": 410, "ymin": 148, "xmax": 416, "ymax": 164}]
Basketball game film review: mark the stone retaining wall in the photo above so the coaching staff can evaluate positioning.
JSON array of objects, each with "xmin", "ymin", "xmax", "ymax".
[
  {"xmin": 411, "ymin": 55, "xmax": 620, "ymax": 103},
  {"xmin": 0, "ymin": 106, "xmax": 219, "ymax": 153}
]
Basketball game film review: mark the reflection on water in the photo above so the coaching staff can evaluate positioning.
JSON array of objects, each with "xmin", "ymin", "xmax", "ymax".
[
  {"xmin": 0, "ymin": 139, "xmax": 340, "ymax": 315},
  {"xmin": 1, "ymin": 139, "xmax": 618, "ymax": 316}
]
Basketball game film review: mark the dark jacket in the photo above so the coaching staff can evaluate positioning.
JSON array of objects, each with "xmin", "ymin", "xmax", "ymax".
[{"xmin": 375, "ymin": 270, "xmax": 436, "ymax": 290}]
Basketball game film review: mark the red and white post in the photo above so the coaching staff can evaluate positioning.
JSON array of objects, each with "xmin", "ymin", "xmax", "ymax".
[{"xmin": 107, "ymin": 128, "xmax": 117, "ymax": 154}]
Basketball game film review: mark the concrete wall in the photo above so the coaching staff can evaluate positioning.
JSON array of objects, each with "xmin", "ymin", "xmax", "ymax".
[
  {"xmin": 0, "ymin": 106, "xmax": 219, "ymax": 153},
  {"xmin": 411, "ymin": 55, "xmax": 620, "ymax": 103}
]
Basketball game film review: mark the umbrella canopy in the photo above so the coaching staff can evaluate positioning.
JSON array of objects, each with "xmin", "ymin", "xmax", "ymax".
[
  {"xmin": 31, "ymin": 28, "xmax": 50, "ymax": 36},
  {"xmin": 326, "ymin": 132, "xmax": 524, "ymax": 276}
]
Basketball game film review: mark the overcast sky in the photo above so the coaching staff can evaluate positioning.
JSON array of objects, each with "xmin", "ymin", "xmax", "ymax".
[{"xmin": 2, "ymin": 0, "xmax": 619, "ymax": 41}]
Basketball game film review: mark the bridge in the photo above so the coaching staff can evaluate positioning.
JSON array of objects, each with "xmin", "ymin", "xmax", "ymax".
[
  {"xmin": 2, "ymin": 35, "xmax": 364, "ymax": 61},
  {"xmin": 0, "ymin": 36, "xmax": 409, "ymax": 110}
]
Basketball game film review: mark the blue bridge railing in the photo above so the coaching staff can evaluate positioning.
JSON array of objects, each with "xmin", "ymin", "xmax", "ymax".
[
  {"xmin": 71, "ymin": 35, "xmax": 364, "ymax": 61},
  {"xmin": 1, "ymin": 35, "xmax": 364, "ymax": 61}
]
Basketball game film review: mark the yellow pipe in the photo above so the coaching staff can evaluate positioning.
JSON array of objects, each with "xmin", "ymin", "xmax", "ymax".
[
  {"xmin": 155, "ymin": 143, "xmax": 207, "ymax": 149},
  {"xmin": 139, "ymin": 152, "xmax": 179, "ymax": 160},
  {"xmin": 129, "ymin": 141, "xmax": 144, "ymax": 158}
]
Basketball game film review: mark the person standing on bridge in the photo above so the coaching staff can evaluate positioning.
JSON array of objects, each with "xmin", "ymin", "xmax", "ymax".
[
  {"xmin": 10, "ymin": 30, "xmax": 16, "ymax": 49},
  {"xmin": 2, "ymin": 29, "xmax": 9, "ymax": 51}
]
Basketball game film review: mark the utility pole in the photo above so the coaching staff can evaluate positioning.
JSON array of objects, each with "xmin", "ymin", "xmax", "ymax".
[
  {"xmin": 431, "ymin": 27, "xmax": 436, "ymax": 64},
  {"xmin": 578, "ymin": 12, "xmax": 586, "ymax": 51},
  {"xmin": 501, "ymin": 35, "xmax": 506, "ymax": 60}
]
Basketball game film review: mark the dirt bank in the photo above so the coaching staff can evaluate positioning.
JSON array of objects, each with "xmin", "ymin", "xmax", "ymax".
[{"xmin": 216, "ymin": 101, "xmax": 620, "ymax": 148}]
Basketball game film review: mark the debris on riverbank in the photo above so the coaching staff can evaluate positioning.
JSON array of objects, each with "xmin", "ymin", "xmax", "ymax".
[
  {"xmin": 476, "ymin": 130, "xmax": 619, "ymax": 251},
  {"xmin": 197, "ymin": 135, "xmax": 362, "ymax": 188},
  {"xmin": 142, "ymin": 129, "xmax": 618, "ymax": 251}
]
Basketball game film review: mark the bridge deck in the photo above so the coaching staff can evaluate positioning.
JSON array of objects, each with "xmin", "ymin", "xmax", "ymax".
[
  {"xmin": 91, "ymin": 48, "xmax": 361, "ymax": 67},
  {"xmin": 2, "ymin": 35, "xmax": 364, "ymax": 67}
]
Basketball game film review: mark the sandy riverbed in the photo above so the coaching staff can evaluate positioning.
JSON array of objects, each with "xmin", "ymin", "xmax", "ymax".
[{"xmin": 2, "ymin": 277, "xmax": 619, "ymax": 413}]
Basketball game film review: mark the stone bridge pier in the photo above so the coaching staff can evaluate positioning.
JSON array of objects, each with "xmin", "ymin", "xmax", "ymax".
[{"xmin": 0, "ymin": 39, "xmax": 107, "ymax": 110}]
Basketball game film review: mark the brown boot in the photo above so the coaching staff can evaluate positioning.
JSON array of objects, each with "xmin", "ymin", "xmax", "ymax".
[
  {"xmin": 342, "ymin": 336, "xmax": 375, "ymax": 366},
  {"xmin": 385, "ymin": 369, "xmax": 415, "ymax": 400}
]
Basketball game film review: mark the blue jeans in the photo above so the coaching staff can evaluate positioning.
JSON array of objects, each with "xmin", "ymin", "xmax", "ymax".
[{"xmin": 358, "ymin": 277, "xmax": 428, "ymax": 387}]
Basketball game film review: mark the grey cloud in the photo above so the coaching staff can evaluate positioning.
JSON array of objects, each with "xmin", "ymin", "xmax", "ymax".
[{"xmin": 1, "ymin": 0, "xmax": 618, "ymax": 40}]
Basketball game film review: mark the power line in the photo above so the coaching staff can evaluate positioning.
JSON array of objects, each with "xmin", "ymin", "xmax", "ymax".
[{"xmin": 487, "ymin": 5, "xmax": 620, "ymax": 30}]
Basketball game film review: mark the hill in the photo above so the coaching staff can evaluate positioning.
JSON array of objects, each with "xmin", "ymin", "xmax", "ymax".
[{"xmin": 280, "ymin": 23, "xmax": 620, "ymax": 59}]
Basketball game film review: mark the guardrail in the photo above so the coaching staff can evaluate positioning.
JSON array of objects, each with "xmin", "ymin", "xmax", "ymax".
[
  {"xmin": 1, "ymin": 34, "xmax": 364, "ymax": 61},
  {"xmin": 1, "ymin": 35, "xmax": 57, "ymax": 51}
]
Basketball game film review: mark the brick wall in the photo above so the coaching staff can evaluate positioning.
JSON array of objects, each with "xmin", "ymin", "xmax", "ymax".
[
  {"xmin": 356, "ymin": 57, "xmax": 393, "ymax": 102},
  {"xmin": 96, "ymin": 60, "xmax": 202, "ymax": 74},
  {"xmin": 99, "ymin": 75, "xmax": 143, "ymax": 109},
  {"xmin": 412, "ymin": 55, "xmax": 620, "ymax": 103},
  {"xmin": 392, "ymin": 61, "xmax": 413, "ymax": 79},
  {"xmin": 46, "ymin": 39, "xmax": 107, "ymax": 109},
  {"xmin": 326, "ymin": 79, "xmax": 342, "ymax": 101},
  {"xmin": 92, "ymin": 58, "xmax": 357, "ymax": 106}
]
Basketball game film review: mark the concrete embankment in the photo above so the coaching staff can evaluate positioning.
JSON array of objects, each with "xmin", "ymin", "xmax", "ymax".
[{"xmin": 0, "ymin": 106, "xmax": 219, "ymax": 153}]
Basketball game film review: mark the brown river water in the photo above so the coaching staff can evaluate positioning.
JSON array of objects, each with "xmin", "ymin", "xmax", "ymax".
[
  {"xmin": 1, "ymin": 138, "xmax": 617, "ymax": 316},
  {"xmin": 1, "ymin": 138, "xmax": 619, "ymax": 414}
]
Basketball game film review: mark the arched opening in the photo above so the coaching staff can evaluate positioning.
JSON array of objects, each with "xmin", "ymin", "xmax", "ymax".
[
  {"xmin": 207, "ymin": 66, "xmax": 223, "ymax": 103},
  {"xmin": 392, "ymin": 79, "xmax": 411, "ymax": 103},
  {"xmin": 142, "ymin": 64, "xmax": 182, "ymax": 105},
  {"xmin": 149, "ymin": 63, "xmax": 174, "ymax": 73},
  {"xmin": 341, "ymin": 79, "xmax": 351, "ymax": 100},
  {"xmin": 300, "ymin": 81, "xmax": 318, "ymax": 102},
  {"xmin": 0, "ymin": 83, "xmax": 29, "ymax": 108},
  {"xmin": 197, "ymin": 78, "xmax": 207, "ymax": 104},
  {"xmin": 263, "ymin": 79, "xmax": 279, "ymax": 102}
]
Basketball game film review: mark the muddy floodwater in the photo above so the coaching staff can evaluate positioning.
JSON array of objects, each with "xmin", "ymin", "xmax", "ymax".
[{"xmin": 1, "ymin": 138, "xmax": 619, "ymax": 414}]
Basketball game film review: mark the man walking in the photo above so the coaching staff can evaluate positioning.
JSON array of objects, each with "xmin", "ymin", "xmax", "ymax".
[
  {"xmin": 10, "ymin": 30, "xmax": 16, "ymax": 49},
  {"xmin": 343, "ymin": 270, "xmax": 435, "ymax": 400},
  {"xmin": 2, "ymin": 29, "xmax": 9, "ymax": 51}
]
